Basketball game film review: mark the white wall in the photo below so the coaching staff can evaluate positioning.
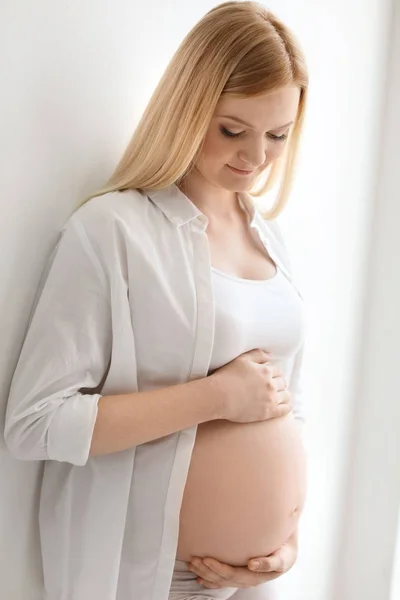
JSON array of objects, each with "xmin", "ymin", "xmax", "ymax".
[{"xmin": 0, "ymin": 1, "xmax": 395, "ymax": 599}]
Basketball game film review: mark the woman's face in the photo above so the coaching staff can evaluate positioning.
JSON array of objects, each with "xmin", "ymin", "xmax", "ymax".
[{"xmin": 194, "ymin": 86, "xmax": 300, "ymax": 192}]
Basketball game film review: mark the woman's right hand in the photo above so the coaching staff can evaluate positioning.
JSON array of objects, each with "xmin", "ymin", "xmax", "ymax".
[{"xmin": 210, "ymin": 349, "xmax": 292, "ymax": 423}]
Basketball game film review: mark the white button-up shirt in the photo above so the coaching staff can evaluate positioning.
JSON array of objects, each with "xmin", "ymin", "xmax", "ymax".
[{"xmin": 4, "ymin": 183, "xmax": 305, "ymax": 600}]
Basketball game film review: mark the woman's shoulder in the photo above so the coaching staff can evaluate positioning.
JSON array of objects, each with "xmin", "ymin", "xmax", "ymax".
[
  {"xmin": 67, "ymin": 188, "xmax": 163, "ymax": 245},
  {"xmin": 55, "ymin": 189, "xmax": 162, "ymax": 275},
  {"xmin": 72, "ymin": 188, "xmax": 149, "ymax": 228}
]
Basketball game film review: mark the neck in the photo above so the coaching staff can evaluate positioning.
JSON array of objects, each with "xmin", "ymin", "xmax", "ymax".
[{"xmin": 177, "ymin": 167, "xmax": 241, "ymax": 222}]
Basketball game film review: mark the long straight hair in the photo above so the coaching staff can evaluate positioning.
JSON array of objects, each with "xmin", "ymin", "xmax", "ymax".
[{"xmin": 79, "ymin": 1, "xmax": 309, "ymax": 219}]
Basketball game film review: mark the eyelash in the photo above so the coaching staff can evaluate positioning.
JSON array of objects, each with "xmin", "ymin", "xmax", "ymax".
[{"xmin": 219, "ymin": 125, "xmax": 288, "ymax": 142}]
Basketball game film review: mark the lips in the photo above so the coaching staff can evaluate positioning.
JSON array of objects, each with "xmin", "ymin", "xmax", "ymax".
[{"xmin": 227, "ymin": 165, "xmax": 254, "ymax": 175}]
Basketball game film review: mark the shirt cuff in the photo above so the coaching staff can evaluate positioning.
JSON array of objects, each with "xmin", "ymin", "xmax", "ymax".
[{"xmin": 47, "ymin": 392, "xmax": 101, "ymax": 465}]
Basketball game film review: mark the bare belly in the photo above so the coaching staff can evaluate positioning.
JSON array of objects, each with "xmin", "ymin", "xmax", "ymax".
[{"xmin": 177, "ymin": 413, "xmax": 307, "ymax": 566}]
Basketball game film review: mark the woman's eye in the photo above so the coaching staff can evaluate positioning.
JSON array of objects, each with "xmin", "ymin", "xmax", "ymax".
[
  {"xmin": 220, "ymin": 126, "xmax": 242, "ymax": 138},
  {"xmin": 220, "ymin": 125, "xmax": 288, "ymax": 142},
  {"xmin": 268, "ymin": 133, "xmax": 288, "ymax": 142}
]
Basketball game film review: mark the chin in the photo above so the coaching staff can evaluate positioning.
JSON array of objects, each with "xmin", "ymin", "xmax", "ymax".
[
  {"xmin": 232, "ymin": 182, "xmax": 254, "ymax": 194},
  {"xmin": 218, "ymin": 177, "xmax": 254, "ymax": 193}
]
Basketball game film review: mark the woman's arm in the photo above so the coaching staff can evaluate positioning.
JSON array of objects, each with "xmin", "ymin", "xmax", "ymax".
[
  {"xmin": 90, "ymin": 376, "xmax": 221, "ymax": 457},
  {"xmin": 4, "ymin": 217, "xmax": 113, "ymax": 466},
  {"xmin": 4, "ymin": 213, "xmax": 224, "ymax": 466}
]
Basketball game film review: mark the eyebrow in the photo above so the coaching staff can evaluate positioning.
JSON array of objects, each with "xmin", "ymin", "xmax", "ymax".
[{"xmin": 217, "ymin": 115, "xmax": 294, "ymax": 131}]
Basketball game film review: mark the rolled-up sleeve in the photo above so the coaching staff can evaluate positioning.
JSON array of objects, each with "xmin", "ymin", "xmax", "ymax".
[{"xmin": 4, "ymin": 215, "xmax": 112, "ymax": 466}]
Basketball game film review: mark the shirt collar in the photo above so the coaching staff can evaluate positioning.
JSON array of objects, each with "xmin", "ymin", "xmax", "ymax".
[
  {"xmin": 143, "ymin": 183, "xmax": 299, "ymax": 292},
  {"xmin": 143, "ymin": 183, "xmax": 202, "ymax": 226},
  {"xmin": 143, "ymin": 183, "xmax": 257, "ymax": 228}
]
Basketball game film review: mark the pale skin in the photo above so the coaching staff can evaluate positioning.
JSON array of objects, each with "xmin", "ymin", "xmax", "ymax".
[{"xmin": 178, "ymin": 85, "xmax": 302, "ymax": 591}]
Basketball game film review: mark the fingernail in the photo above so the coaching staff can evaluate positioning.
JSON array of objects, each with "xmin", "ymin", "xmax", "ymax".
[
  {"xmin": 250, "ymin": 561, "xmax": 260, "ymax": 570},
  {"xmin": 192, "ymin": 559, "xmax": 201, "ymax": 567}
]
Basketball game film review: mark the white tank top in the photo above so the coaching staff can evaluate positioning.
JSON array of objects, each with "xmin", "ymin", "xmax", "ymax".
[{"xmin": 208, "ymin": 264, "xmax": 305, "ymax": 376}]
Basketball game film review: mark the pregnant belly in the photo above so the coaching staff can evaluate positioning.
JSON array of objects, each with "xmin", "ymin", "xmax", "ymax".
[{"xmin": 177, "ymin": 413, "xmax": 307, "ymax": 566}]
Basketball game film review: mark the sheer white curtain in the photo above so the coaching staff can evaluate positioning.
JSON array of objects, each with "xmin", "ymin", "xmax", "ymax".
[
  {"xmin": 391, "ymin": 511, "xmax": 400, "ymax": 599},
  {"xmin": 332, "ymin": 3, "xmax": 400, "ymax": 599}
]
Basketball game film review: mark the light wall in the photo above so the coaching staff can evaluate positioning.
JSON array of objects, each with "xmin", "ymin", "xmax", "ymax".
[{"xmin": 0, "ymin": 1, "xmax": 395, "ymax": 599}]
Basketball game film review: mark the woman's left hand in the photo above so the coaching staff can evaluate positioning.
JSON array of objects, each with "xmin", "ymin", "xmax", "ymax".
[{"xmin": 188, "ymin": 528, "xmax": 298, "ymax": 590}]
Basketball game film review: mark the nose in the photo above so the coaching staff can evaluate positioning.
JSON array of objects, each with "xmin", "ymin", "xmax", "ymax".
[{"xmin": 238, "ymin": 138, "xmax": 267, "ymax": 170}]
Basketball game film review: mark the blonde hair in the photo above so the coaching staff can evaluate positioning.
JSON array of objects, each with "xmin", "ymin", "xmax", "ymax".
[{"xmin": 79, "ymin": 1, "xmax": 308, "ymax": 218}]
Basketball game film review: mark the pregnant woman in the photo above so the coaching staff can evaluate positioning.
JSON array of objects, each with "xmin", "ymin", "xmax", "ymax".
[
  {"xmin": 4, "ymin": 3, "xmax": 309, "ymax": 600},
  {"xmin": 175, "ymin": 78, "xmax": 308, "ymax": 595}
]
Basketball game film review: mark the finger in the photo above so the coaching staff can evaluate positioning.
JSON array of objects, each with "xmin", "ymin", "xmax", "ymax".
[
  {"xmin": 248, "ymin": 558, "xmax": 276, "ymax": 573},
  {"xmin": 198, "ymin": 579, "xmax": 223, "ymax": 589},
  {"xmin": 246, "ymin": 349, "xmax": 272, "ymax": 364},
  {"xmin": 234, "ymin": 567, "xmax": 268, "ymax": 586},
  {"xmin": 272, "ymin": 376, "xmax": 287, "ymax": 392},
  {"xmin": 199, "ymin": 578, "xmax": 249, "ymax": 590},
  {"xmin": 249, "ymin": 553, "xmax": 287, "ymax": 574},
  {"xmin": 276, "ymin": 389, "xmax": 291, "ymax": 405},
  {"xmin": 202, "ymin": 558, "xmax": 234, "ymax": 580},
  {"xmin": 189, "ymin": 561, "xmax": 222, "ymax": 583},
  {"xmin": 198, "ymin": 559, "xmax": 269, "ymax": 588},
  {"xmin": 263, "ymin": 555, "xmax": 286, "ymax": 573},
  {"xmin": 274, "ymin": 403, "xmax": 292, "ymax": 418},
  {"xmin": 204, "ymin": 562, "xmax": 252, "ymax": 587},
  {"xmin": 264, "ymin": 363, "xmax": 281, "ymax": 377}
]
